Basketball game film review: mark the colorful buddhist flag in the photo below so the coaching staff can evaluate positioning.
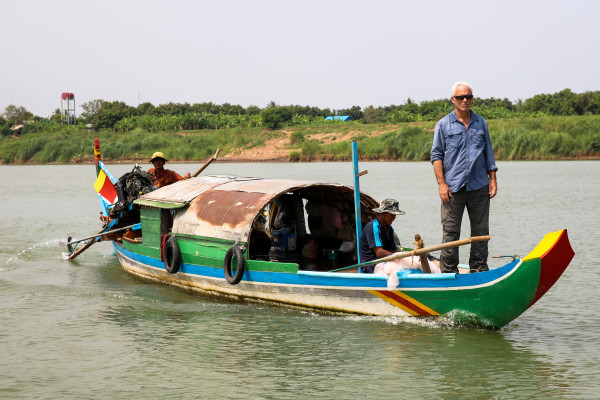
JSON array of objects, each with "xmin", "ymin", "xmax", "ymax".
[{"xmin": 94, "ymin": 170, "xmax": 118, "ymax": 205}]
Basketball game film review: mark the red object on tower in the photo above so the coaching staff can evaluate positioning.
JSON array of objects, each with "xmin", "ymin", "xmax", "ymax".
[{"xmin": 60, "ymin": 92, "xmax": 76, "ymax": 124}]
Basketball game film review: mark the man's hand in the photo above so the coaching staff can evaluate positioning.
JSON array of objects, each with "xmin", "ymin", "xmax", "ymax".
[
  {"xmin": 433, "ymin": 160, "xmax": 451, "ymax": 203},
  {"xmin": 488, "ymin": 170, "xmax": 497, "ymax": 199},
  {"xmin": 184, "ymin": 172, "xmax": 191, "ymax": 179},
  {"xmin": 438, "ymin": 182, "xmax": 452, "ymax": 203}
]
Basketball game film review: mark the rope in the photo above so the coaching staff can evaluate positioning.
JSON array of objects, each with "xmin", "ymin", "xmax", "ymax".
[{"xmin": 160, "ymin": 234, "xmax": 169, "ymax": 262}]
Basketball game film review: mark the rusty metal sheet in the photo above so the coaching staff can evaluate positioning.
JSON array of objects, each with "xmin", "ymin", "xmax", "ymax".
[
  {"xmin": 173, "ymin": 190, "xmax": 276, "ymax": 242},
  {"xmin": 138, "ymin": 175, "xmax": 235, "ymax": 204},
  {"xmin": 213, "ymin": 177, "xmax": 329, "ymax": 194}
]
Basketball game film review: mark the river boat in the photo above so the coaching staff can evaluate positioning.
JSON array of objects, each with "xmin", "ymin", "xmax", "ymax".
[{"xmin": 67, "ymin": 139, "xmax": 575, "ymax": 329}]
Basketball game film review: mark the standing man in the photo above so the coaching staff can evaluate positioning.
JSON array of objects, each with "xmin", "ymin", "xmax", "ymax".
[
  {"xmin": 147, "ymin": 152, "xmax": 191, "ymax": 189},
  {"xmin": 430, "ymin": 82, "xmax": 498, "ymax": 274},
  {"xmin": 359, "ymin": 198, "xmax": 405, "ymax": 273}
]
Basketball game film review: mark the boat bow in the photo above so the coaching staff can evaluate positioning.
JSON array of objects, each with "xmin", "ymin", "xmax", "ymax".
[{"xmin": 523, "ymin": 229, "xmax": 575, "ymax": 307}]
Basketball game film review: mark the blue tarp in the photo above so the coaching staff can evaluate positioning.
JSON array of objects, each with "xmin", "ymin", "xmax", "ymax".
[{"xmin": 324, "ymin": 115, "xmax": 351, "ymax": 121}]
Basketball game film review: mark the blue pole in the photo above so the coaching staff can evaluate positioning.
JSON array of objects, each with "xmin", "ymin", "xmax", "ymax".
[{"xmin": 352, "ymin": 141, "xmax": 362, "ymax": 266}]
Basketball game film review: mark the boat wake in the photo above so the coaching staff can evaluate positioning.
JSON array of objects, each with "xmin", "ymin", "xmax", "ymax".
[
  {"xmin": 340, "ymin": 310, "xmax": 498, "ymax": 330},
  {"xmin": 2, "ymin": 239, "xmax": 64, "ymax": 271}
]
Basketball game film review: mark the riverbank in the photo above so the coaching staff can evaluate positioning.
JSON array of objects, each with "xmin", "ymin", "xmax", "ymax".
[{"xmin": 1, "ymin": 115, "xmax": 599, "ymax": 164}]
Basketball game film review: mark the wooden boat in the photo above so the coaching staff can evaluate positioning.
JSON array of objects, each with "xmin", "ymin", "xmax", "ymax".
[{"xmin": 69, "ymin": 140, "xmax": 574, "ymax": 329}]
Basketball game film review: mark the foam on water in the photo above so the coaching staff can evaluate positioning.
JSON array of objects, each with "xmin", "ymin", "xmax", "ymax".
[{"xmin": 2, "ymin": 238, "xmax": 63, "ymax": 271}]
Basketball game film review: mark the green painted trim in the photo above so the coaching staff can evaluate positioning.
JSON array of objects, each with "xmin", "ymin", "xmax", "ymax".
[
  {"xmin": 407, "ymin": 259, "xmax": 541, "ymax": 328},
  {"xmin": 134, "ymin": 199, "xmax": 188, "ymax": 209},
  {"xmin": 174, "ymin": 233, "xmax": 239, "ymax": 245},
  {"xmin": 122, "ymin": 240, "xmax": 161, "ymax": 258},
  {"xmin": 246, "ymin": 259, "xmax": 299, "ymax": 273}
]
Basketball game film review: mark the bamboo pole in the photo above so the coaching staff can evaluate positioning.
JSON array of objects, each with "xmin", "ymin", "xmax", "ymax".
[{"xmin": 192, "ymin": 148, "xmax": 220, "ymax": 178}]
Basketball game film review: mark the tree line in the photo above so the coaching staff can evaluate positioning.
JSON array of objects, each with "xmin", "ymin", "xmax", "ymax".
[{"xmin": 2, "ymin": 88, "xmax": 600, "ymax": 135}]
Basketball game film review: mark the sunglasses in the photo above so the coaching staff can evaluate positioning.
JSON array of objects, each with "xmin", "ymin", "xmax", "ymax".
[{"xmin": 454, "ymin": 95, "xmax": 473, "ymax": 100}]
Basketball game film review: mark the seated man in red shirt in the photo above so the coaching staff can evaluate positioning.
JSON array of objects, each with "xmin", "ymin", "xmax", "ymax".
[{"xmin": 147, "ymin": 152, "xmax": 191, "ymax": 189}]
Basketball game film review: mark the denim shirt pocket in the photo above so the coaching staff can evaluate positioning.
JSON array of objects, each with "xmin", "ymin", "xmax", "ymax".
[
  {"xmin": 446, "ymin": 129, "xmax": 464, "ymax": 150},
  {"xmin": 471, "ymin": 129, "xmax": 485, "ymax": 150}
]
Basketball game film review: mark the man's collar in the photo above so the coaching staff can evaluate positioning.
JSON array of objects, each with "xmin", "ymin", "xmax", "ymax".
[{"xmin": 450, "ymin": 109, "xmax": 478, "ymax": 124}]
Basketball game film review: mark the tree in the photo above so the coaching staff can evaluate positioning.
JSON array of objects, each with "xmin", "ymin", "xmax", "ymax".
[
  {"xmin": 362, "ymin": 106, "xmax": 382, "ymax": 124},
  {"xmin": 261, "ymin": 106, "xmax": 293, "ymax": 129},
  {"xmin": 2, "ymin": 104, "xmax": 33, "ymax": 124},
  {"xmin": 246, "ymin": 105, "xmax": 261, "ymax": 115},
  {"xmin": 337, "ymin": 105, "xmax": 363, "ymax": 121},
  {"xmin": 0, "ymin": 116, "xmax": 9, "ymax": 136},
  {"xmin": 153, "ymin": 102, "xmax": 191, "ymax": 116},
  {"xmin": 50, "ymin": 108, "xmax": 62, "ymax": 123},
  {"xmin": 80, "ymin": 99, "xmax": 105, "ymax": 120},
  {"xmin": 81, "ymin": 100, "xmax": 135, "ymax": 129},
  {"xmin": 549, "ymin": 89, "xmax": 576, "ymax": 115},
  {"xmin": 137, "ymin": 102, "xmax": 155, "ymax": 116}
]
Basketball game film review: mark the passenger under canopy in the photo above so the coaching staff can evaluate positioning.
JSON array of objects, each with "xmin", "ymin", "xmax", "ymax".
[{"xmin": 140, "ymin": 175, "xmax": 378, "ymax": 268}]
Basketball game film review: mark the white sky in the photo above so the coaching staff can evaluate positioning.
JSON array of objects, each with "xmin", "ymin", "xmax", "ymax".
[{"xmin": 2, "ymin": 0, "xmax": 599, "ymax": 117}]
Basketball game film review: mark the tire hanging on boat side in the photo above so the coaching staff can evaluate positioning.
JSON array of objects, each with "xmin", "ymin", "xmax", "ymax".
[
  {"xmin": 163, "ymin": 236, "xmax": 182, "ymax": 274},
  {"xmin": 224, "ymin": 245, "xmax": 245, "ymax": 284}
]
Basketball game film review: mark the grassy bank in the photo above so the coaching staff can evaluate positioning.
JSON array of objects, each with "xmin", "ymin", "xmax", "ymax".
[{"xmin": 1, "ymin": 115, "xmax": 599, "ymax": 164}]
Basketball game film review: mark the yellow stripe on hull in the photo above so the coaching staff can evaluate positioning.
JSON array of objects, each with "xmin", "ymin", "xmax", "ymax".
[{"xmin": 522, "ymin": 230, "xmax": 563, "ymax": 261}]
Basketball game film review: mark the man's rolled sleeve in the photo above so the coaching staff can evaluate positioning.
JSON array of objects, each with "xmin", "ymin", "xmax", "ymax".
[
  {"xmin": 482, "ymin": 121, "xmax": 498, "ymax": 172},
  {"xmin": 430, "ymin": 122, "xmax": 445, "ymax": 163}
]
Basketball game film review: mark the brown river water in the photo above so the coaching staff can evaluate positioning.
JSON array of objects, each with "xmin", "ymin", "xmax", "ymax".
[{"xmin": 1, "ymin": 161, "xmax": 598, "ymax": 399}]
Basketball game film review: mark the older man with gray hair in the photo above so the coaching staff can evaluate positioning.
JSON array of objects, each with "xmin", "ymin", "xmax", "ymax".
[{"xmin": 430, "ymin": 81, "xmax": 498, "ymax": 274}]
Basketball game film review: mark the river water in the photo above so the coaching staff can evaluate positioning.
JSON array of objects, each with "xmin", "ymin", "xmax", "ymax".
[{"xmin": 1, "ymin": 161, "xmax": 598, "ymax": 399}]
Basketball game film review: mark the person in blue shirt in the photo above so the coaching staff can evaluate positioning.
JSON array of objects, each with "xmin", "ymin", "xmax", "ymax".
[
  {"xmin": 359, "ymin": 198, "xmax": 405, "ymax": 273},
  {"xmin": 430, "ymin": 81, "xmax": 498, "ymax": 274}
]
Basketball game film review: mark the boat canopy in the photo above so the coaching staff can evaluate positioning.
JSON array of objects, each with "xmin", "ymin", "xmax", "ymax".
[{"xmin": 135, "ymin": 175, "xmax": 378, "ymax": 242}]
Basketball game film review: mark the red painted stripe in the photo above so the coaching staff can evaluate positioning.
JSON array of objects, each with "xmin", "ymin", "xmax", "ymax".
[
  {"xmin": 531, "ymin": 230, "xmax": 575, "ymax": 306},
  {"xmin": 376, "ymin": 290, "xmax": 434, "ymax": 316}
]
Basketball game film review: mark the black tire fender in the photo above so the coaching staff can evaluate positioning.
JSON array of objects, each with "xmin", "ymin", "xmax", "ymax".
[
  {"xmin": 163, "ymin": 236, "xmax": 181, "ymax": 274},
  {"xmin": 224, "ymin": 245, "xmax": 245, "ymax": 284}
]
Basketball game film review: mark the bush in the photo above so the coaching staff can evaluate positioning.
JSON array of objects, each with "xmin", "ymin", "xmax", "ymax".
[{"xmin": 290, "ymin": 131, "xmax": 305, "ymax": 144}]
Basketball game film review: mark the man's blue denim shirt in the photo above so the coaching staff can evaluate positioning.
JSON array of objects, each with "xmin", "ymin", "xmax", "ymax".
[{"xmin": 430, "ymin": 110, "xmax": 498, "ymax": 193}]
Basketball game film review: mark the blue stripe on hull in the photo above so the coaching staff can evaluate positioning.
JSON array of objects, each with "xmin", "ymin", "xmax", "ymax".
[{"xmin": 114, "ymin": 242, "xmax": 517, "ymax": 290}]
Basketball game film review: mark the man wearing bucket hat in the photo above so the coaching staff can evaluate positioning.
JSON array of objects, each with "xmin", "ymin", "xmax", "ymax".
[
  {"xmin": 358, "ymin": 198, "xmax": 405, "ymax": 273},
  {"xmin": 147, "ymin": 151, "xmax": 191, "ymax": 189}
]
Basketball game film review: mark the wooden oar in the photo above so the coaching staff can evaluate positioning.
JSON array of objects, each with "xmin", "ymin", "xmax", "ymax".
[
  {"xmin": 192, "ymin": 148, "xmax": 220, "ymax": 178},
  {"xmin": 330, "ymin": 235, "xmax": 491, "ymax": 272}
]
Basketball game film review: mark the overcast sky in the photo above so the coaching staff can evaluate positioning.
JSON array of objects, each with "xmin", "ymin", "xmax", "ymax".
[{"xmin": 2, "ymin": 0, "xmax": 599, "ymax": 117}]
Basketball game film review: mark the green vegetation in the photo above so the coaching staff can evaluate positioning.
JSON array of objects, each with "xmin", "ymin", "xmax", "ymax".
[
  {"xmin": 286, "ymin": 116, "xmax": 600, "ymax": 161},
  {"xmin": 1, "ymin": 88, "xmax": 600, "ymax": 163},
  {"xmin": 1, "ymin": 115, "xmax": 598, "ymax": 164}
]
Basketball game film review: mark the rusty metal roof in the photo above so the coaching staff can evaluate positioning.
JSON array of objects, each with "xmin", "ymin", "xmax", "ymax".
[
  {"xmin": 137, "ymin": 175, "xmax": 236, "ymax": 205},
  {"xmin": 139, "ymin": 175, "xmax": 378, "ymax": 243}
]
